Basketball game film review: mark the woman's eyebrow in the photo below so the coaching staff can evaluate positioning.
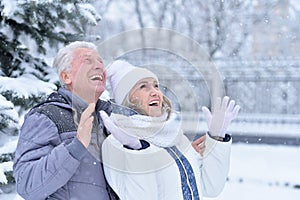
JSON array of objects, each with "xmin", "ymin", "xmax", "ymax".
[
  {"xmin": 139, "ymin": 79, "xmax": 157, "ymax": 84},
  {"xmin": 136, "ymin": 81, "xmax": 148, "ymax": 85}
]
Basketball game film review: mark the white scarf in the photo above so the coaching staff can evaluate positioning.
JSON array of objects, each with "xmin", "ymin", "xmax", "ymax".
[{"xmin": 110, "ymin": 112, "xmax": 183, "ymax": 147}]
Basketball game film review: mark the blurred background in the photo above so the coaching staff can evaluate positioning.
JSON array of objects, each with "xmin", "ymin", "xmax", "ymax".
[{"xmin": 0, "ymin": 0, "xmax": 299, "ymax": 199}]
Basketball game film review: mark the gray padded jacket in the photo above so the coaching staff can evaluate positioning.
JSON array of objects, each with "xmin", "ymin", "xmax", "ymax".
[{"xmin": 13, "ymin": 88, "xmax": 116, "ymax": 200}]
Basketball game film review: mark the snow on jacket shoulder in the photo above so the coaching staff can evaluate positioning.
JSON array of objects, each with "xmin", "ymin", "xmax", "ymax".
[{"xmin": 102, "ymin": 133, "xmax": 231, "ymax": 200}]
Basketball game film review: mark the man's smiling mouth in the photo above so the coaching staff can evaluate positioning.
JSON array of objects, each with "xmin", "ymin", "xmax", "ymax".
[{"xmin": 90, "ymin": 75, "xmax": 103, "ymax": 81}]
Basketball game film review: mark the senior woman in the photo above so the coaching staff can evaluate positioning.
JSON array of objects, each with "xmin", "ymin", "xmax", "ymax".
[{"xmin": 100, "ymin": 60, "xmax": 240, "ymax": 200}]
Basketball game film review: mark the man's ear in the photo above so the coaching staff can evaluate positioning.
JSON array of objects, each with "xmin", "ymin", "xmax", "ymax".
[{"xmin": 60, "ymin": 71, "xmax": 72, "ymax": 85}]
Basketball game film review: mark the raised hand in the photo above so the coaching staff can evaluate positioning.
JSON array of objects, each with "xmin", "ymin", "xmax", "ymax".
[
  {"xmin": 77, "ymin": 103, "xmax": 95, "ymax": 148},
  {"xmin": 202, "ymin": 96, "xmax": 240, "ymax": 138},
  {"xmin": 100, "ymin": 111, "xmax": 142, "ymax": 149}
]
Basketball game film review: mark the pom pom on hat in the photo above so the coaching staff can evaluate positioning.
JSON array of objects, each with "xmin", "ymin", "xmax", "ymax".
[{"xmin": 106, "ymin": 60, "xmax": 158, "ymax": 104}]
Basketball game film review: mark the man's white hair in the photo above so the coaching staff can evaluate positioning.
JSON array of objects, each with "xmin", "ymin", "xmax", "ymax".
[{"xmin": 52, "ymin": 41, "xmax": 98, "ymax": 87}]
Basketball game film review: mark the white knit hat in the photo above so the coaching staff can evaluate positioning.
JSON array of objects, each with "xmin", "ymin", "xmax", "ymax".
[{"xmin": 106, "ymin": 60, "xmax": 158, "ymax": 105}]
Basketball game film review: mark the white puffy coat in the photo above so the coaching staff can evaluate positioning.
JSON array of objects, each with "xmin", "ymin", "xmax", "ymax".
[{"xmin": 102, "ymin": 131, "xmax": 231, "ymax": 200}]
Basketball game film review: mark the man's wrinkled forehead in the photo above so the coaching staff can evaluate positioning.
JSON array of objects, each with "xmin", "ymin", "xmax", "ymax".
[{"xmin": 74, "ymin": 48, "xmax": 103, "ymax": 61}]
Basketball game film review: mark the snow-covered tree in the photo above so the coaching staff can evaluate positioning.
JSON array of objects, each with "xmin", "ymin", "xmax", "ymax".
[
  {"xmin": 95, "ymin": 0, "xmax": 300, "ymax": 60},
  {"xmin": 131, "ymin": 0, "xmax": 282, "ymax": 59},
  {"xmin": 0, "ymin": 0, "xmax": 100, "ymax": 189}
]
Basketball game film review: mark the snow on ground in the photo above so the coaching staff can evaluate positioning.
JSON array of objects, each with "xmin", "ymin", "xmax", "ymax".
[
  {"xmin": 204, "ymin": 143, "xmax": 300, "ymax": 200},
  {"xmin": 205, "ymin": 181, "xmax": 300, "ymax": 200},
  {"xmin": 1, "ymin": 142, "xmax": 300, "ymax": 200}
]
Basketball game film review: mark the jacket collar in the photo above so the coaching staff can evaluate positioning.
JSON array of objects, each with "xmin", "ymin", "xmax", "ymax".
[{"xmin": 57, "ymin": 88, "xmax": 112, "ymax": 116}]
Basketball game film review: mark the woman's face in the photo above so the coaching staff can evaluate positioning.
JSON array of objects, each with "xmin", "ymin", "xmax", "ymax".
[{"xmin": 129, "ymin": 78, "xmax": 163, "ymax": 117}]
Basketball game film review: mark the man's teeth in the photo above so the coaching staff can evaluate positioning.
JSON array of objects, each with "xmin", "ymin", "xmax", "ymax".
[{"xmin": 90, "ymin": 75, "xmax": 103, "ymax": 81}]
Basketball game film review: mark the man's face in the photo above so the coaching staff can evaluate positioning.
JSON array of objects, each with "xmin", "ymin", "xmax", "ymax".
[{"xmin": 62, "ymin": 48, "xmax": 106, "ymax": 103}]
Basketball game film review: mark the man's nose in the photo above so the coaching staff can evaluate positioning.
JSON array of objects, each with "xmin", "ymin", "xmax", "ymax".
[{"xmin": 95, "ymin": 62, "xmax": 104, "ymax": 71}]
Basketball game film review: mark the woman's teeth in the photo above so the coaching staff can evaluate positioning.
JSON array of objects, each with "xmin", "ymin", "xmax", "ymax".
[{"xmin": 149, "ymin": 100, "xmax": 159, "ymax": 106}]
